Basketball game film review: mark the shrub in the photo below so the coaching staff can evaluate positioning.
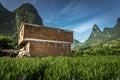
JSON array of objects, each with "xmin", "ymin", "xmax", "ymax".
[{"xmin": 0, "ymin": 35, "xmax": 13, "ymax": 49}]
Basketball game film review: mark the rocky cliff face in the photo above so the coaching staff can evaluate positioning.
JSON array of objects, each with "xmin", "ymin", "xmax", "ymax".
[
  {"xmin": 0, "ymin": 3, "xmax": 43, "ymax": 35},
  {"xmin": 89, "ymin": 24, "xmax": 102, "ymax": 38},
  {"xmin": 15, "ymin": 3, "xmax": 43, "ymax": 29},
  {"xmin": 83, "ymin": 18, "xmax": 120, "ymax": 47}
]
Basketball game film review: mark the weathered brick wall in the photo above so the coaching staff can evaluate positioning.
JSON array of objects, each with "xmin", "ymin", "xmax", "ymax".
[
  {"xmin": 29, "ymin": 41, "xmax": 71, "ymax": 57},
  {"xmin": 24, "ymin": 25, "xmax": 73, "ymax": 42},
  {"xmin": 18, "ymin": 23, "xmax": 73, "ymax": 57}
]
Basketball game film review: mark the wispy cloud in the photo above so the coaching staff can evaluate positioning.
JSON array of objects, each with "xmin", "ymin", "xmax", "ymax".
[
  {"xmin": 65, "ymin": 22, "xmax": 93, "ymax": 42},
  {"xmin": 58, "ymin": 0, "xmax": 120, "ymax": 25},
  {"xmin": 73, "ymin": 23, "xmax": 93, "ymax": 33},
  {"xmin": 44, "ymin": 12, "xmax": 55, "ymax": 22},
  {"xmin": 43, "ymin": 12, "xmax": 60, "ymax": 27},
  {"xmin": 60, "ymin": 3, "xmax": 73, "ymax": 14},
  {"xmin": 41, "ymin": 0, "xmax": 120, "ymax": 42},
  {"xmin": 64, "ymin": 17, "xmax": 103, "ymax": 42},
  {"xmin": 43, "ymin": 0, "xmax": 106, "ymax": 27},
  {"xmin": 60, "ymin": 1, "xmax": 85, "ymax": 20},
  {"xmin": 1, "ymin": 0, "xmax": 120, "ymax": 42}
]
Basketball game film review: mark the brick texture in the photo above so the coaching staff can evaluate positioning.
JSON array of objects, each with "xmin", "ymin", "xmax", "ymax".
[
  {"xmin": 24, "ymin": 25, "xmax": 73, "ymax": 42},
  {"xmin": 30, "ymin": 41, "xmax": 71, "ymax": 57},
  {"xmin": 18, "ymin": 23, "xmax": 73, "ymax": 57}
]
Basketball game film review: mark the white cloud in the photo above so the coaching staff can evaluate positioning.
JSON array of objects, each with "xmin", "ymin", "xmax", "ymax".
[
  {"xmin": 72, "ymin": 19, "xmax": 99, "ymax": 33},
  {"xmin": 73, "ymin": 23, "xmax": 92, "ymax": 33},
  {"xmin": 60, "ymin": 0, "xmax": 86, "ymax": 15},
  {"xmin": 61, "ymin": 2, "xmax": 75, "ymax": 14},
  {"xmin": 64, "ymin": 18, "xmax": 101, "ymax": 42},
  {"xmin": 72, "ymin": 21, "xmax": 94, "ymax": 42}
]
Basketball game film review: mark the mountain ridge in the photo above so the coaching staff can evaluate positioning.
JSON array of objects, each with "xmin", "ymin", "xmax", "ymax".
[
  {"xmin": 15, "ymin": 3, "xmax": 43, "ymax": 29},
  {"xmin": 72, "ymin": 18, "xmax": 120, "ymax": 50},
  {"xmin": 82, "ymin": 18, "xmax": 120, "ymax": 48},
  {"xmin": 89, "ymin": 24, "xmax": 102, "ymax": 38},
  {"xmin": 0, "ymin": 3, "xmax": 43, "ymax": 35}
]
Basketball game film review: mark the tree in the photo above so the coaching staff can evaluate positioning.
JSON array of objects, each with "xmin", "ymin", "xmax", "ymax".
[{"xmin": 0, "ymin": 35, "xmax": 13, "ymax": 49}]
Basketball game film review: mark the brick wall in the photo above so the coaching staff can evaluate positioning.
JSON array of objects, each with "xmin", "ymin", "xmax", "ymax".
[
  {"xmin": 23, "ymin": 24, "xmax": 73, "ymax": 42},
  {"xmin": 29, "ymin": 41, "xmax": 71, "ymax": 57},
  {"xmin": 18, "ymin": 23, "xmax": 73, "ymax": 57}
]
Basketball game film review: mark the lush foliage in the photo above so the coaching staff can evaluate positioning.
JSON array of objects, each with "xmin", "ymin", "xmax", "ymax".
[
  {"xmin": 0, "ymin": 35, "xmax": 13, "ymax": 49},
  {"xmin": 72, "ymin": 47, "xmax": 120, "ymax": 56},
  {"xmin": 72, "ymin": 37, "xmax": 120, "ymax": 56},
  {"xmin": 0, "ymin": 56, "xmax": 120, "ymax": 80}
]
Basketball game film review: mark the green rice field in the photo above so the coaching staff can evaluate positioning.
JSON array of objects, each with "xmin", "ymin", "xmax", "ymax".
[{"xmin": 0, "ymin": 56, "xmax": 120, "ymax": 80}]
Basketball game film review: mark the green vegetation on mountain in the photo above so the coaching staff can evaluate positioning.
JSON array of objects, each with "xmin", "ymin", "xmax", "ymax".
[
  {"xmin": 72, "ymin": 37, "xmax": 120, "ymax": 56},
  {"xmin": 72, "ymin": 18, "xmax": 120, "ymax": 51},
  {"xmin": 0, "ymin": 3, "xmax": 43, "ymax": 46},
  {"xmin": 84, "ymin": 24, "xmax": 103, "ymax": 46},
  {"xmin": 84, "ymin": 18, "xmax": 120, "ymax": 47},
  {"xmin": 103, "ymin": 38, "xmax": 120, "ymax": 49},
  {"xmin": 0, "ymin": 2, "xmax": 120, "ymax": 56},
  {"xmin": 15, "ymin": 3, "xmax": 43, "ymax": 29},
  {"xmin": 71, "ymin": 18, "xmax": 120, "ymax": 56},
  {"xmin": 0, "ymin": 3, "xmax": 43, "ymax": 35}
]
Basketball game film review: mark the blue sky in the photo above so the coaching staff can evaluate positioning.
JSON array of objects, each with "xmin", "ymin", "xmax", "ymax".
[{"xmin": 0, "ymin": 0, "xmax": 120, "ymax": 42}]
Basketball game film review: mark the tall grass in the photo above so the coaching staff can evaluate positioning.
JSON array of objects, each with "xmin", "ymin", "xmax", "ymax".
[{"xmin": 0, "ymin": 56, "xmax": 120, "ymax": 80}]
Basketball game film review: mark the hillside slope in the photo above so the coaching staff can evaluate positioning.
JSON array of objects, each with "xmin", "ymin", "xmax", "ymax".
[
  {"xmin": 83, "ymin": 18, "xmax": 120, "ymax": 48},
  {"xmin": 103, "ymin": 38, "xmax": 120, "ymax": 49},
  {"xmin": 0, "ymin": 3, "xmax": 43, "ymax": 35}
]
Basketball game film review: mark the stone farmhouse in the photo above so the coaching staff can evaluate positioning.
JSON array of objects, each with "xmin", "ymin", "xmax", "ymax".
[{"xmin": 18, "ymin": 23, "xmax": 73, "ymax": 57}]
